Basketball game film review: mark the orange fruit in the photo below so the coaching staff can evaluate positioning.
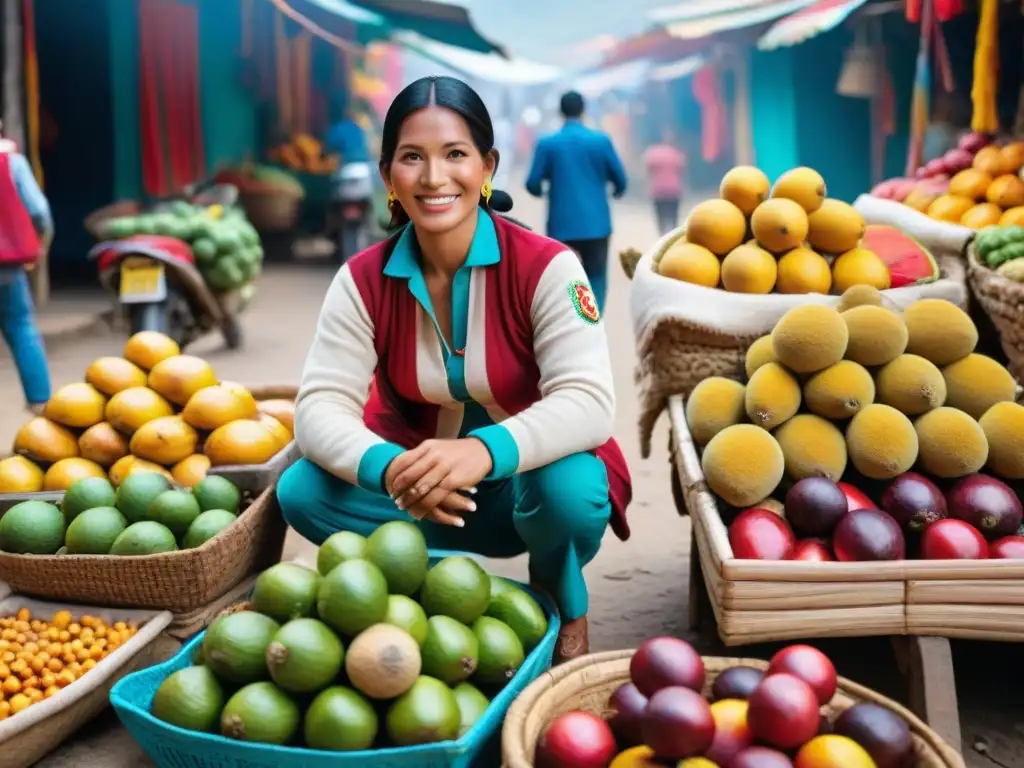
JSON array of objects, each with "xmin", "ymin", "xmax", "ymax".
[
  {"xmin": 751, "ymin": 198, "xmax": 810, "ymax": 253},
  {"xmin": 999, "ymin": 206, "xmax": 1024, "ymax": 227},
  {"xmin": 831, "ymin": 248, "xmax": 891, "ymax": 294},
  {"xmin": 657, "ymin": 242, "xmax": 721, "ymax": 288},
  {"xmin": 948, "ymin": 168, "xmax": 993, "ymax": 200},
  {"xmin": 986, "ymin": 174, "xmax": 1024, "ymax": 209},
  {"xmin": 926, "ymin": 194, "xmax": 974, "ymax": 223},
  {"xmin": 685, "ymin": 199, "xmax": 748, "ymax": 255},
  {"xmin": 771, "ymin": 166, "xmax": 828, "ymax": 213},
  {"xmin": 721, "ymin": 245, "xmax": 778, "ymax": 294},
  {"xmin": 1000, "ymin": 142, "xmax": 1024, "ymax": 173},
  {"xmin": 776, "ymin": 247, "xmax": 832, "ymax": 295},
  {"xmin": 961, "ymin": 202, "xmax": 1004, "ymax": 229},
  {"xmin": 795, "ymin": 734, "xmax": 875, "ymax": 768},
  {"xmin": 973, "ymin": 145, "xmax": 1009, "ymax": 177},
  {"xmin": 807, "ymin": 199, "xmax": 865, "ymax": 253},
  {"xmin": 720, "ymin": 166, "xmax": 770, "ymax": 216},
  {"xmin": 903, "ymin": 185, "xmax": 941, "ymax": 213}
]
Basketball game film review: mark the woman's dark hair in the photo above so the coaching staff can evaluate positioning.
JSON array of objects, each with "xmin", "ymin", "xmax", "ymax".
[{"xmin": 380, "ymin": 75, "xmax": 513, "ymax": 229}]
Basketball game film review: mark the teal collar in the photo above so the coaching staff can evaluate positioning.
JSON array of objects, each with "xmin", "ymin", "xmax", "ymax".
[{"xmin": 383, "ymin": 209, "xmax": 501, "ymax": 279}]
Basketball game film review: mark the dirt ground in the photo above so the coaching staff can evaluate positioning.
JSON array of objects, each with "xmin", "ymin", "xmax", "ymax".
[{"xmin": 1, "ymin": 193, "xmax": 1018, "ymax": 766}]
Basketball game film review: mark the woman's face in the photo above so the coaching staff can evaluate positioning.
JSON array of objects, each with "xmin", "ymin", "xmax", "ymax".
[{"xmin": 383, "ymin": 106, "xmax": 496, "ymax": 235}]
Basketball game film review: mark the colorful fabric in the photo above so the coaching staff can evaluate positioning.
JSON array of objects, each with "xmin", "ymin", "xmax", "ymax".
[
  {"xmin": 525, "ymin": 120, "xmax": 627, "ymax": 242},
  {"xmin": 643, "ymin": 143, "xmax": 686, "ymax": 200},
  {"xmin": 293, "ymin": 211, "xmax": 632, "ymax": 540},
  {"xmin": 757, "ymin": 0, "xmax": 870, "ymax": 51},
  {"xmin": 0, "ymin": 153, "xmax": 44, "ymax": 269}
]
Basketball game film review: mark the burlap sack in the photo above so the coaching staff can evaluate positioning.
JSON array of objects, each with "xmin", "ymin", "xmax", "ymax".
[{"xmin": 631, "ymin": 227, "xmax": 969, "ymax": 458}]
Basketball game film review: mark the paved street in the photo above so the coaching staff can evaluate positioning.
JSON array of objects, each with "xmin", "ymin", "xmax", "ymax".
[{"xmin": 2, "ymin": 192, "xmax": 1019, "ymax": 766}]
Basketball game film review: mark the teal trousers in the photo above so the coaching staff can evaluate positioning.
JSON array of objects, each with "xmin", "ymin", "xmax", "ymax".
[{"xmin": 276, "ymin": 452, "xmax": 612, "ymax": 621}]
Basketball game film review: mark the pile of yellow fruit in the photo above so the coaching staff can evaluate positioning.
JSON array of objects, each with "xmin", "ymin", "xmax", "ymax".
[
  {"xmin": 0, "ymin": 607, "xmax": 138, "ymax": 719},
  {"xmin": 907, "ymin": 144, "xmax": 1024, "ymax": 228},
  {"xmin": 686, "ymin": 288, "xmax": 1024, "ymax": 506},
  {"xmin": 655, "ymin": 166, "xmax": 887, "ymax": 296},
  {"xmin": 267, "ymin": 134, "xmax": 339, "ymax": 175},
  {"xmin": 0, "ymin": 332, "xmax": 296, "ymax": 494}
]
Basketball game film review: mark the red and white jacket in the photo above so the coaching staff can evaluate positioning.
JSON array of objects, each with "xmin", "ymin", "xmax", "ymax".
[{"xmin": 294, "ymin": 213, "xmax": 632, "ymax": 540}]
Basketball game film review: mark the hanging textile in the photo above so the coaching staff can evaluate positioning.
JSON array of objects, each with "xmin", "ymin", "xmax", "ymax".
[
  {"xmin": 21, "ymin": 0, "xmax": 41, "ymax": 185},
  {"xmin": 138, "ymin": 0, "xmax": 168, "ymax": 196},
  {"xmin": 692, "ymin": 66, "xmax": 726, "ymax": 163},
  {"xmin": 971, "ymin": 0, "xmax": 999, "ymax": 135},
  {"xmin": 906, "ymin": 0, "xmax": 964, "ymax": 23}
]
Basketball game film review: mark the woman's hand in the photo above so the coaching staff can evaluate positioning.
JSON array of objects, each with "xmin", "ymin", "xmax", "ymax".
[{"xmin": 385, "ymin": 438, "xmax": 493, "ymax": 525}]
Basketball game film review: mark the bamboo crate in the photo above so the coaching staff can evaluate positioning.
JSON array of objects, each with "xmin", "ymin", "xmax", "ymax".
[
  {"xmin": 669, "ymin": 396, "xmax": 907, "ymax": 645},
  {"xmin": 669, "ymin": 395, "xmax": 1024, "ymax": 643}
]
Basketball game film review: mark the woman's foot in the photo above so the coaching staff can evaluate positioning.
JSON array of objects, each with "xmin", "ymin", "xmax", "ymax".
[{"xmin": 554, "ymin": 616, "xmax": 589, "ymax": 664}]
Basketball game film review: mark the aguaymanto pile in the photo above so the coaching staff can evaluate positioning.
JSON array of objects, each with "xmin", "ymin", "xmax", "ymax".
[
  {"xmin": 686, "ymin": 287, "xmax": 1024, "ymax": 562},
  {"xmin": 150, "ymin": 521, "xmax": 549, "ymax": 751}
]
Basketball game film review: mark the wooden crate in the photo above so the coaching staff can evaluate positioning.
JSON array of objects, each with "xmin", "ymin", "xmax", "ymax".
[{"xmin": 668, "ymin": 396, "xmax": 908, "ymax": 645}]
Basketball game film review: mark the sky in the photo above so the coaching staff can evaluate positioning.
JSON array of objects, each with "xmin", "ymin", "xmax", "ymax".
[{"xmin": 453, "ymin": 0, "xmax": 677, "ymax": 64}]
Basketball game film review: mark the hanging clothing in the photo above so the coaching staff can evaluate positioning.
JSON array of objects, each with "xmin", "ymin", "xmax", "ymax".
[{"xmin": 277, "ymin": 212, "xmax": 632, "ymax": 620}]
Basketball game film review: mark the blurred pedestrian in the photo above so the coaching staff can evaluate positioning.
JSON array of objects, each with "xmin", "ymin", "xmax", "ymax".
[
  {"xmin": 526, "ymin": 91, "xmax": 627, "ymax": 311},
  {"xmin": 643, "ymin": 128, "xmax": 687, "ymax": 236},
  {"xmin": 0, "ymin": 129, "xmax": 53, "ymax": 413}
]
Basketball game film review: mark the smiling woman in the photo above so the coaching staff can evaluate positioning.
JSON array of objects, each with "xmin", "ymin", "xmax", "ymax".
[{"xmin": 276, "ymin": 76, "xmax": 633, "ymax": 664}]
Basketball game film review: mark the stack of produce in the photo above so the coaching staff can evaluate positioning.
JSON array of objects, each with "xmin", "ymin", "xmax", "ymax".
[
  {"xmin": 213, "ymin": 164, "xmax": 306, "ymax": 199},
  {"xmin": 98, "ymin": 202, "xmax": 264, "ymax": 294},
  {"xmin": 149, "ymin": 521, "xmax": 549, "ymax": 751},
  {"xmin": 0, "ymin": 607, "xmax": 139, "ymax": 720},
  {"xmin": 654, "ymin": 165, "xmax": 940, "ymax": 295},
  {"xmin": 537, "ymin": 637, "xmax": 915, "ymax": 767},
  {"xmin": 267, "ymin": 134, "xmax": 339, "ymax": 175},
  {"xmin": 685, "ymin": 287, "xmax": 1024, "ymax": 562},
  {"xmin": 0, "ymin": 472, "xmax": 242, "ymax": 557},
  {"xmin": 973, "ymin": 224, "xmax": 1024, "ymax": 281},
  {"xmin": 0, "ymin": 331, "xmax": 296, "ymax": 493},
  {"xmin": 871, "ymin": 132, "xmax": 1024, "ymax": 230}
]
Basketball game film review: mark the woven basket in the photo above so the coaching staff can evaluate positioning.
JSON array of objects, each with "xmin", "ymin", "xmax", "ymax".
[
  {"xmin": 502, "ymin": 651, "xmax": 965, "ymax": 768},
  {"xmin": 238, "ymin": 189, "xmax": 303, "ymax": 233},
  {"xmin": 0, "ymin": 486, "xmax": 287, "ymax": 613},
  {"xmin": 83, "ymin": 200, "xmax": 143, "ymax": 241},
  {"xmin": 966, "ymin": 245, "xmax": 1024, "ymax": 382}
]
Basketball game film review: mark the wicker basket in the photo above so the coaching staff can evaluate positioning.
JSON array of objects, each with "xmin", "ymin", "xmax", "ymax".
[
  {"xmin": 502, "ymin": 650, "xmax": 964, "ymax": 768},
  {"xmin": 0, "ymin": 486, "xmax": 287, "ymax": 612},
  {"xmin": 238, "ymin": 189, "xmax": 303, "ymax": 233},
  {"xmin": 966, "ymin": 244, "xmax": 1024, "ymax": 382}
]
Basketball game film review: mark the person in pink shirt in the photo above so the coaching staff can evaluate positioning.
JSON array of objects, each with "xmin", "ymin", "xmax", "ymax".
[{"xmin": 643, "ymin": 129, "xmax": 687, "ymax": 236}]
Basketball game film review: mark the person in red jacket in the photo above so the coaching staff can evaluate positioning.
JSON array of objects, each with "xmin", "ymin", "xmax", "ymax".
[{"xmin": 277, "ymin": 76, "xmax": 633, "ymax": 662}]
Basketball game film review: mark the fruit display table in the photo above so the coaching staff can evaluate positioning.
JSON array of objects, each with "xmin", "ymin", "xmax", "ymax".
[{"xmin": 668, "ymin": 394, "xmax": 965, "ymax": 752}]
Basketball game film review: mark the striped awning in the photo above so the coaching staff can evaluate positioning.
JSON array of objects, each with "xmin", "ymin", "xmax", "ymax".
[
  {"xmin": 648, "ymin": 53, "xmax": 708, "ymax": 82},
  {"xmin": 660, "ymin": 0, "xmax": 822, "ymax": 39},
  {"xmin": 757, "ymin": 0, "xmax": 871, "ymax": 50}
]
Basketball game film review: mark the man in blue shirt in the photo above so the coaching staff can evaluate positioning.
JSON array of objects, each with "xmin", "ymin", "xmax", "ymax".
[{"xmin": 526, "ymin": 91, "xmax": 627, "ymax": 311}]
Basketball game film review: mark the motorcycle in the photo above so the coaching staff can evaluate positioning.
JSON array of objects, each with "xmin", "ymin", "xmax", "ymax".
[
  {"xmin": 331, "ymin": 161, "xmax": 374, "ymax": 264},
  {"xmin": 88, "ymin": 183, "xmax": 250, "ymax": 350}
]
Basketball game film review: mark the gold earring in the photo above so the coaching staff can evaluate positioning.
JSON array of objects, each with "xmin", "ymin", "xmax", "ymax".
[
  {"xmin": 481, "ymin": 179, "xmax": 492, "ymax": 203},
  {"xmin": 387, "ymin": 191, "xmax": 397, "ymax": 208}
]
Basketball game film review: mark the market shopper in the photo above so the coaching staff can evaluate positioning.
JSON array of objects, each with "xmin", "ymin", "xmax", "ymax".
[
  {"xmin": 277, "ymin": 75, "xmax": 632, "ymax": 663},
  {"xmin": 525, "ymin": 91, "xmax": 627, "ymax": 312},
  {"xmin": 643, "ymin": 129, "xmax": 687, "ymax": 236},
  {"xmin": 0, "ymin": 132, "xmax": 52, "ymax": 413}
]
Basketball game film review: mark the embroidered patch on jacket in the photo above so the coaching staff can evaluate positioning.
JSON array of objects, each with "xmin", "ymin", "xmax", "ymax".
[{"xmin": 568, "ymin": 280, "xmax": 600, "ymax": 324}]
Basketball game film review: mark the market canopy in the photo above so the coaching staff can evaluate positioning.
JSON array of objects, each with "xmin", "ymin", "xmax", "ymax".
[
  {"xmin": 655, "ymin": 0, "xmax": 823, "ymax": 39},
  {"xmin": 393, "ymin": 31, "xmax": 564, "ymax": 84},
  {"xmin": 344, "ymin": 0, "xmax": 506, "ymax": 55},
  {"xmin": 756, "ymin": 0, "xmax": 899, "ymax": 50},
  {"xmin": 648, "ymin": 53, "xmax": 708, "ymax": 83}
]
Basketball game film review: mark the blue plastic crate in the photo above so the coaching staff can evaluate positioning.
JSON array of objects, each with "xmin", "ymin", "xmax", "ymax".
[{"xmin": 111, "ymin": 575, "xmax": 559, "ymax": 768}]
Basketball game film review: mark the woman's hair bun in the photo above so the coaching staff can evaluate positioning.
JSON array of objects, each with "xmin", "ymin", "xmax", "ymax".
[{"xmin": 489, "ymin": 188, "xmax": 514, "ymax": 213}]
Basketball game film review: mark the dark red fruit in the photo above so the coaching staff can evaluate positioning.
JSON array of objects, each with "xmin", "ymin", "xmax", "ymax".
[
  {"xmin": 629, "ymin": 637, "xmax": 705, "ymax": 697},
  {"xmin": 535, "ymin": 711, "xmax": 617, "ymax": 768},
  {"xmin": 788, "ymin": 539, "xmax": 834, "ymax": 562},
  {"xmin": 729, "ymin": 509, "xmax": 796, "ymax": 560},
  {"xmin": 948, "ymin": 474, "xmax": 1023, "ymax": 539},
  {"xmin": 833, "ymin": 702, "xmax": 913, "ymax": 768},
  {"xmin": 920, "ymin": 519, "xmax": 988, "ymax": 560},
  {"xmin": 641, "ymin": 686, "xmax": 715, "ymax": 759},
  {"xmin": 833, "ymin": 508, "xmax": 906, "ymax": 561},
  {"xmin": 731, "ymin": 746, "xmax": 795, "ymax": 768},
  {"xmin": 837, "ymin": 481, "xmax": 878, "ymax": 511},
  {"xmin": 711, "ymin": 666, "xmax": 764, "ymax": 701},
  {"xmin": 766, "ymin": 645, "xmax": 838, "ymax": 706},
  {"xmin": 785, "ymin": 478, "xmax": 848, "ymax": 536},
  {"xmin": 747, "ymin": 673, "xmax": 820, "ymax": 750},
  {"xmin": 882, "ymin": 472, "xmax": 947, "ymax": 533},
  {"xmin": 990, "ymin": 535, "xmax": 1024, "ymax": 559},
  {"xmin": 606, "ymin": 682, "xmax": 647, "ymax": 747}
]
